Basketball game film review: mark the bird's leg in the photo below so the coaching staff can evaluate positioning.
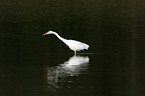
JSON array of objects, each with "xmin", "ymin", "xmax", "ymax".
[{"xmin": 74, "ymin": 51, "xmax": 76, "ymax": 56}]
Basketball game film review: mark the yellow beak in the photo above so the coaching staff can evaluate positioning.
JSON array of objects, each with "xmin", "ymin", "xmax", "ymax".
[{"xmin": 42, "ymin": 33, "xmax": 47, "ymax": 36}]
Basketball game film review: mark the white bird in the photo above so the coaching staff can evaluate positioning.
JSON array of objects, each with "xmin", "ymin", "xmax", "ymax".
[{"xmin": 42, "ymin": 31, "xmax": 89, "ymax": 55}]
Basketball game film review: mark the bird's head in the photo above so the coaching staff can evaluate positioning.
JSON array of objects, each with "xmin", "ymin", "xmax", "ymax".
[{"xmin": 42, "ymin": 31, "xmax": 54, "ymax": 36}]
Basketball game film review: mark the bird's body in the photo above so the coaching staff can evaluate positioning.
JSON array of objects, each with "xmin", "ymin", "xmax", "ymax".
[
  {"xmin": 64, "ymin": 40, "xmax": 89, "ymax": 51},
  {"xmin": 42, "ymin": 31, "xmax": 89, "ymax": 55}
]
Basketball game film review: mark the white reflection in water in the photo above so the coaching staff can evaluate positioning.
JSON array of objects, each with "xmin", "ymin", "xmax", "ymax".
[{"xmin": 47, "ymin": 55, "xmax": 89, "ymax": 89}]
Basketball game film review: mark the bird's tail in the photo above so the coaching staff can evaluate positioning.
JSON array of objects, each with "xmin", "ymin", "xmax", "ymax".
[{"xmin": 84, "ymin": 44, "xmax": 89, "ymax": 50}]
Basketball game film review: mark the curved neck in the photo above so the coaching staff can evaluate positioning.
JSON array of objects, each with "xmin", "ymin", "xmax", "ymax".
[{"xmin": 52, "ymin": 32, "xmax": 66, "ymax": 42}]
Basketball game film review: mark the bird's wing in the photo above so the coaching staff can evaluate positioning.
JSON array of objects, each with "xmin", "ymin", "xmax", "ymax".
[{"xmin": 66, "ymin": 40, "xmax": 89, "ymax": 51}]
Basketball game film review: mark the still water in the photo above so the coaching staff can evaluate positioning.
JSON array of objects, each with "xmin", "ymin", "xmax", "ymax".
[
  {"xmin": 0, "ymin": 0, "xmax": 145, "ymax": 96},
  {"xmin": 0, "ymin": 38, "xmax": 138, "ymax": 96}
]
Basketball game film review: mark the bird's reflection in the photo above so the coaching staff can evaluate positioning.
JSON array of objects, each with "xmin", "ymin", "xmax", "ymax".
[{"xmin": 47, "ymin": 55, "xmax": 89, "ymax": 90}]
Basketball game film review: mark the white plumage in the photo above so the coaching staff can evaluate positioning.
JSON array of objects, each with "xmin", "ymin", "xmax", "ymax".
[{"xmin": 42, "ymin": 31, "xmax": 89, "ymax": 55}]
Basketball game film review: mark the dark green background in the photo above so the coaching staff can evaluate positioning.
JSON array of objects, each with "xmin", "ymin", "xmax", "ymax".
[{"xmin": 0, "ymin": 0, "xmax": 145, "ymax": 96}]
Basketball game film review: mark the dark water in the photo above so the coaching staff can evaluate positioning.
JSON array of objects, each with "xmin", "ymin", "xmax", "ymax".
[{"xmin": 0, "ymin": 0, "xmax": 145, "ymax": 96}]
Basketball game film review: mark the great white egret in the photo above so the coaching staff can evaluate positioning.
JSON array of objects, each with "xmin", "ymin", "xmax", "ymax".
[{"xmin": 42, "ymin": 31, "xmax": 89, "ymax": 55}]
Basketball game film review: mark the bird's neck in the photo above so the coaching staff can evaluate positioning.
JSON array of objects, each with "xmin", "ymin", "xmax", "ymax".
[{"xmin": 53, "ymin": 32, "xmax": 66, "ymax": 42}]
